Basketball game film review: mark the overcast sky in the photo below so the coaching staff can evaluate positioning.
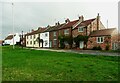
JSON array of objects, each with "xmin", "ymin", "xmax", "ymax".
[{"xmin": 1, "ymin": 1, "xmax": 118, "ymax": 39}]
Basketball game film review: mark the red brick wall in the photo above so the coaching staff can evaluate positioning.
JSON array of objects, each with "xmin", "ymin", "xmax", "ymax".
[
  {"xmin": 49, "ymin": 31, "xmax": 59, "ymax": 48},
  {"xmin": 72, "ymin": 28, "xmax": 86, "ymax": 37},
  {"xmin": 87, "ymin": 36, "xmax": 112, "ymax": 50},
  {"xmin": 58, "ymin": 28, "xmax": 72, "ymax": 48}
]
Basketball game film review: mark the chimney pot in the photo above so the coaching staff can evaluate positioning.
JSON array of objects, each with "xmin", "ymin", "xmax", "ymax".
[{"xmin": 65, "ymin": 18, "xmax": 70, "ymax": 23}]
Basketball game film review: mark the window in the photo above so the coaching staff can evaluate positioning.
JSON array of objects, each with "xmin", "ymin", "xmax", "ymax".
[
  {"xmin": 78, "ymin": 27, "xmax": 84, "ymax": 32},
  {"xmin": 27, "ymin": 41, "xmax": 28, "ymax": 44},
  {"xmin": 97, "ymin": 37, "xmax": 104, "ymax": 43},
  {"xmin": 53, "ymin": 32, "xmax": 56, "ymax": 37},
  {"xmin": 27, "ymin": 36, "xmax": 28, "ymax": 39},
  {"xmin": 64, "ymin": 29, "xmax": 69, "ymax": 35},
  {"xmin": 53, "ymin": 39, "xmax": 57, "ymax": 45},
  {"xmin": 44, "ymin": 40, "xmax": 48, "ymax": 46},
  {"xmin": 34, "ymin": 41, "xmax": 36, "ymax": 44},
  {"xmin": 45, "ymin": 33, "xmax": 48, "ymax": 37},
  {"xmin": 30, "ymin": 41, "xmax": 32, "ymax": 44},
  {"xmin": 34, "ymin": 35, "xmax": 35, "ymax": 38},
  {"xmin": 64, "ymin": 41, "xmax": 68, "ymax": 45},
  {"xmin": 30, "ymin": 35, "xmax": 32, "ymax": 39}
]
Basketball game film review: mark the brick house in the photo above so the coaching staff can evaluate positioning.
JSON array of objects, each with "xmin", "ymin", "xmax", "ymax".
[
  {"xmin": 26, "ymin": 27, "xmax": 46, "ymax": 47},
  {"xmin": 44, "ymin": 22, "xmax": 65, "ymax": 48},
  {"xmin": 72, "ymin": 14, "xmax": 106, "ymax": 49},
  {"xmin": 88, "ymin": 28, "xmax": 118, "ymax": 50},
  {"xmin": 58, "ymin": 18, "xmax": 83, "ymax": 48}
]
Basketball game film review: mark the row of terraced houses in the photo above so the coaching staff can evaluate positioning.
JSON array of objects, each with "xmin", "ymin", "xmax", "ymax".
[{"xmin": 24, "ymin": 14, "xmax": 119, "ymax": 50}]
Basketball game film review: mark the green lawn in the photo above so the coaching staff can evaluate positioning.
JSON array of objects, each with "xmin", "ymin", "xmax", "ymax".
[{"xmin": 2, "ymin": 46, "xmax": 119, "ymax": 81}]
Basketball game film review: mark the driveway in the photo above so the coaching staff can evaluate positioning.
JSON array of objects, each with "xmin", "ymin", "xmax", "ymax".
[{"xmin": 27, "ymin": 48, "xmax": 119, "ymax": 56}]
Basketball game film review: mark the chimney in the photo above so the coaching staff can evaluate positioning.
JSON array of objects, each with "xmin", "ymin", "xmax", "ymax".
[
  {"xmin": 79, "ymin": 15, "xmax": 84, "ymax": 21},
  {"xmin": 97, "ymin": 13, "xmax": 100, "ymax": 30},
  {"xmin": 58, "ymin": 21, "xmax": 60, "ymax": 25},
  {"xmin": 31, "ymin": 29, "xmax": 34, "ymax": 32},
  {"xmin": 65, "ymin": 18, "xmax": 70, "ymax": 23},
  {"xmin": 38, "ymin": 27, "xmax": 43, "ymax": 30},
  {"xmin": 55, "ymin": 23, "xmax": 58, "ymax": 26}
]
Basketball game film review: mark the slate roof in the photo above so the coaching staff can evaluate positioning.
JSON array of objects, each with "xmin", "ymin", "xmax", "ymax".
[
  {"xmin": 25, "ymin": 28, "xmax": 46, "ymax": 36},
  {"xmin": 90, "ymin": 28, "xmax": 116, "ymax": 37},
  {"xmin": 74, "ymin": 18, "xmax": 96, "ymax": 29},
  {"xmin": 58, "ymin": 20, "xmax": 79, "ymax": 30},
  {"xmin": 44, "ymin": 23, "xmax": 65, "ymax": 32},
  {"xmin": 5, "ymin": 35, "xmax": 15, "ymax": 40}
]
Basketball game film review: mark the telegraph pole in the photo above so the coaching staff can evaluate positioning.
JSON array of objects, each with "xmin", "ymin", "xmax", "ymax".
[{"xmin": 12, "ymin": 2, "xmax": 14, "ymax": 49}]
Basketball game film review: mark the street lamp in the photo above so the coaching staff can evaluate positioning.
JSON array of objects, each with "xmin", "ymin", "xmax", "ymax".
[{"xmin": 12, "ymin": 2, "xmax": 14, "ymax": 49}]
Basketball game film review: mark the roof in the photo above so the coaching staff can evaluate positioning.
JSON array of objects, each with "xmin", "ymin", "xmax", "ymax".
[
  {"xmin": 74, "ymin": 18, "xmax": 96, "ymax": 29},
  {"xmin": 90, "ymin": 28, "xmax": 116, "ymax": 37},
  {"xmin": 5, "ymin": 35, "xmax": 15, "ymax": 40},
  {"xmin": 59, "ymin": 20, "xmax": 79, "ymax": 30},
  {"xmin": 44, "ymin": 23, "xmax": 65, "ymax": 32},
  {"xmin": 25, "ymin": 28, "xmax": 46, "ymax": 36}
]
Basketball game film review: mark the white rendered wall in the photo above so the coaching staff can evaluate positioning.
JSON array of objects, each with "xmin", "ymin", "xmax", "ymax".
[{"xmin": 40, "ymin": 32, "xmax": 49, "ymax": 48}]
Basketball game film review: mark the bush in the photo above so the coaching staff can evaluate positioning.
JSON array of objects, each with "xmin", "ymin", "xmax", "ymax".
[
  {"xmin": 92, "ymin": 46, "xmax": 102, "ymax": 50},
  {"xmin": 97, "ymin": 46, "xmax": 102, "ymax": 50},
  {"xmin": 105, "ymin": 45, "xmax": 110, "ymax": 50},
  {"xmin": 92, "ymin": 46, "xmax": 97, "ymax": 50}
]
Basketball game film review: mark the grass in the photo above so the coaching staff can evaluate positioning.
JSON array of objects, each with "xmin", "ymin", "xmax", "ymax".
[{"xmin": 2, "ymin": 46, "xmax": 119, "ymax": 81}]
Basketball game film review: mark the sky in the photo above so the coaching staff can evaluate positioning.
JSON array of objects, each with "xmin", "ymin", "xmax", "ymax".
[{"xmin": 0, "ymin": 0, "xmax": 118, "ymax": 39}]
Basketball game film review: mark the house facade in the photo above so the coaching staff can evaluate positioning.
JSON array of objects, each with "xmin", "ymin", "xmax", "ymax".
[
  {"xmin": 25, "ymin": 14, "xmax": 119, "ymax": 50},
  {"xmin": 88, "ymin": 28, "xmax": 118, "ymax": 50},
  {"xmin": 72, "ymin": 14, "xmax": 106, "ymax": 49},
  {"xmin": 43, "ymin": 23, "xmax": 65, "ymax": 48},
  {"xmin": 25, "ymin": 28, "xmax": 46, "ymax": 47},
  {"xmin": 40, "ymin": 31, "xmax": 49, "ymax": 48},
  {"xmin": 4, "ymin": 33, "xmax": 20, "ymax": 45},
  {"xmin": 58, "ymin": 18, "xmax": 81, "ymax": 49}
]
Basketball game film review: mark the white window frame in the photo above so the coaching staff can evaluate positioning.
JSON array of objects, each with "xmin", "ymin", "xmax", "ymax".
[
  {"xmin": 64, "ymin": 29, "xmax": 69, "ymax": 35},
  {"xmin": 78, "ymin": 27, "xmax": 84, "ymax": 32},
  {"xmin": 97, "ymin": 37, "xmax": 104, "ymax": 43}
]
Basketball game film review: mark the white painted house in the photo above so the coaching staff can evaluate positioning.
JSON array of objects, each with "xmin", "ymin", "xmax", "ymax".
[
  {"xmin": 40, "ymin": 32, "xmax": 49, "ymax": 48},
  {"xmin": 4, "ymin": 33, "xmax": 20, "ymax": 45},
  {"xmin": 25, "ymin": 28, "xmax": 46, "ymax": 47}
]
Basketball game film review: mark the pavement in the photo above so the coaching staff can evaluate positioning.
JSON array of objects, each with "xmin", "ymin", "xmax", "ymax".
[{"xmin": 26, "ymin": 48, "xmax": 120, "ymax": 56}]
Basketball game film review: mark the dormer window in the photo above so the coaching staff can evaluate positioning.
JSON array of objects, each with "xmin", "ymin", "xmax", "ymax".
[{"xmin": 78, "ymin": 27, "xmax": 84, "ymax": 32}]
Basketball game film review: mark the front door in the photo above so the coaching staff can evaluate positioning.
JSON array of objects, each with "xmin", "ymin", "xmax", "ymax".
[{"xmin": 79, "ymin": 41, "xmax": 84, "ymax": 49}]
